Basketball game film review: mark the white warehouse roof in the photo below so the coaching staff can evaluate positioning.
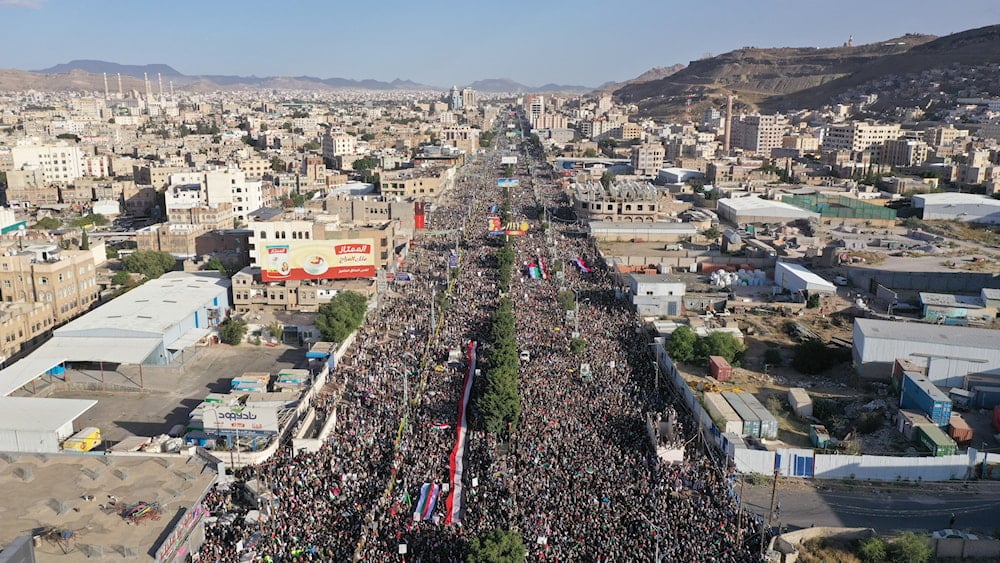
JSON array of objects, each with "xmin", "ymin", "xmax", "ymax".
[
  {"xmin": 0, "ymin": 397, "xmax": 96, "ymax": 432},
  {"xmin": 856, "ymin": 318, "xmax": 1000, "ymax": 350},
  {"xmin": 718, "ymin": 197, "xmax": 820, "ymax": 221},
  {"xmin": 775, "ymin": 261, "xmax": 836, "ymax": 292},
  {"xmin": 912, "ymin": 192, "xmax": 1000, "ymax": 208}
]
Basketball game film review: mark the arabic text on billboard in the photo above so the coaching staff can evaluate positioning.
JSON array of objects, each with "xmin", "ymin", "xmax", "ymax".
[
  {"xmin": 497, "ymin": 178, "xmax": 519, "ymax": 188},
  {"xmin": 207, "ymin": 406, "xmax": 280, "ymax": 433},
  {"xmin": 488, "ymin": 216, "xmax": 504, "ymax": 234},
  {"xmin": 261, "ymin": 239, "xmax": 376, "ymax": 281},
  {"xmin": 500, "ymin": 156, "xmax": 518, "ymax": 165}
]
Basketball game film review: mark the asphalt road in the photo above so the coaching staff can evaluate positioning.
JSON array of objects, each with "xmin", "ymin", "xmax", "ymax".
[{"xmin": 741, "ymin": 478, "xmax": 1000, "ymax": 535}]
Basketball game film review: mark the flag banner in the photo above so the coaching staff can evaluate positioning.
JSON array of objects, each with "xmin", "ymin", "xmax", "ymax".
[
  {"xmin": 422, "ymin": 483, "xmax": 440, "ymax": 521},
  {"xmin": 574, "ymin": 258, "xmax": 591, "ymax": 272},
  {"xmin": 413, "ymin": 483, "xmax": 431, "ymax": 520},
  {"xmin": 537, "ymin": 254, "xmax": 549, "ymax": 280},
  {"xmin": 431, "ymin": 423, "xmax": 451, "ymax": 431},
  {"xmin": 444, "ymin": 341, "xmax": 477, "ymax": 525}
]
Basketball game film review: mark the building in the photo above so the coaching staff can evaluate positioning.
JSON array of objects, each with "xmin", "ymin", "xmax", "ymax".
[
  {"xmin": 913, "ymin": 192, "xmax": 1000, "ymax": 224},
  {"xmin": 626, "ymin": 273, "xmax": 686, "ymax": 316},
  {"xmin": 135, "ymin": 223, "xmax": 207, "ymax": 257},
  {"xmin": 440, "ymin": 126, "xmax": 480, "ymax": 154},
  {"xmin": 774, "ymin": 261, "xmax": 836, "ymax": 295},
  {"xmin": 460, "ymin": 87, "xmax": 478, "ymax": 110},
  {"xmin": 730, "ymin": 114, "xmax": 787, "ymax": 155},
  {"xmin": 10, "ymin": 143, "xmax": 85, "ymax": 184},
  {"xmin": 882, "ymin": 139, "xmax": 929, "ymax": 167},
  {"xmin": 573, "ymin": 180, "xmax": 663, "ymax": 223},
  {"xmin": 822, "ymin": 121, "xmax": 901, "ymax": 153},
  {"xmin": 380, "ymin": 167, "xmax": 454, "ymax": 198},
  {"xmin": 448, "ymin": 86, "xmax": 463, "ymax": 111},
  {"xmin": 323, "ymin": 194, "xmax": 417, "ymax": 233},
  {"xmin": 630, "ymin": 143, "xmax": 665, "ymax": 177},
  {"xmin": 852, "ymin": 318, "xmax": 1000, "ymax": 382},
  {"xmin": 716, "ymin": 196, "xmax": 819, "ymax": 225},
  {"xmin": 0, "ymin": 396, "xmax": 97, "ymax": 453},
  {"xmin": 0, "ymin": 243, "xmax": 105, "ymax": 325},
  {"xmin": 321, "ymin": 131, "xmax": 357, "ymax": 164},
  {"xmin": 919, "ymin": 290, "xmax": 998, "ymax": 324}
]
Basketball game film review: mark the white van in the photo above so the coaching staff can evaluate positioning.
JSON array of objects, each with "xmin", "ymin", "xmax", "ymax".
[{"xmin": 519, "ymin": 351, "xmax": 530, "ymax": 363}]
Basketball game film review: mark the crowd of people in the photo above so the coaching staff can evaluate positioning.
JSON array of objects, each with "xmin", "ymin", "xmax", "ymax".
[{"xmin": 197, "ymin": 125, "xmax": 766, "ymax": 562}]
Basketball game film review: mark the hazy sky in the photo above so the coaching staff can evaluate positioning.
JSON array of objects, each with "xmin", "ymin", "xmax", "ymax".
[{"xmin": 1, "ymin": 0, "xmax": 998, "ymax": 87}]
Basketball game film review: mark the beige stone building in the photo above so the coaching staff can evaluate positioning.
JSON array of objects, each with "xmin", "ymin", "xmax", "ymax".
[
  {"xmin": 0, "ymin": 301, "xmax": 53, "ymax": 363},
  {"xmin": 573, "ymin": 180, "xmax": 664, "ymax": 223},
  {"xmin": 630, "ymin": 143, "xmax": 665, "ymax": 177},
  {"xmin": 0, "ymin": 242, "xmax": 104, "ymax": 325},
  {"xmin": 380, "ymin": 167, "xmax": 454, "ymax": 198}
]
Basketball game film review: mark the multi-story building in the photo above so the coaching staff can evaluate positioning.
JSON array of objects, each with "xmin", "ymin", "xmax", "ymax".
[
  {"xmin": 323, "ymin": 194, "xmax": 417, "ymax": 233},
  {"xmin": 379, "ymin": 167, "xmax": 454, "ymax": 198},
  {"xmin": 882, "ymin": 139, "xmax": 929, "ymax": 167},
  {"xmin": 10, "ymin": 143, "xmax": 85, "ymax": 185},
  {"xmin": 0, "ymin": 242, "xmax": 104, "ymax": 325},
  {"xmin": 321, "ymin": 131, "xmax": 357, "ymax": 165},
  {"xmin": 630, "ymin": 143, "xmax": 665, "ymax": 177},
  {"xmin": 0, "ymin": 301, "xmax": 53, "ymax": 364},
  {"xmin": 573, "ymin": 180, "xmax": 663, "ymax": 223},
  {"xmin": 448, "ymin": 86, "xmax": 463, "ymax": 111},
  {"xmin": 525, "ymin": 95, "xmax": 545, "ymax": 126},
  {"xmin": 619, "ymin": 122, "xmax": 643, "ymax": 142},
  {"xmin": 440, "ymin": 126, "xmax": 480, "ymax": 154},
  {"xmin": 460, "ymin": 87, "xmax": 478, "ymax": 110},
  {"xmin": 135, "ymin": 223, "xmax": 207, "ymax": 257},
  {"xmin": 822, "ymin": 121, "xmax": 901, "ymax": 153},
  {"xmin": 730, "ymin": 114, "xmax": 787, "ymax": 155}
]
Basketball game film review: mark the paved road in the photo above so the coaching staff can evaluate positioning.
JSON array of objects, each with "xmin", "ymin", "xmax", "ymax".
[{"xmin": 741, "ymin": 478, "xmax": 1000, "ymax": 535}]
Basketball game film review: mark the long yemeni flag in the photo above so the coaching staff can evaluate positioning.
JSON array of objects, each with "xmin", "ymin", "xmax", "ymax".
[
  {"xmin": 421, "ymin": 483, "xmax": 440, "ymax": 521},
  {"xmin": 413, "ymin": 483, "xmax": 431, "ymax": 520},
  {"xmin": 444, "ymin": 341, "xmax": 477, "ymax": 525}
]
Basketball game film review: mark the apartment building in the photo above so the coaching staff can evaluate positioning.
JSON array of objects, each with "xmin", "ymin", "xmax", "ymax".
[
  {"xmin": 882, "ymin": 139, "xmax": 929, "ymax": 167},
  {"xmin": 573, "ymin": 180, "xmax": 662, "ymax": 223},
  {"xmin": 10, "ymin": 143, "xmax": 85, "ymax": 184},
  {"xmin": 0, "ymin": 301, "xmax": 53, "ymax": 364},
  {"xmin": 619, "ymin": 123, "xmax": 643, "ymax": 141},
  {"xmin": 321, "ymin": 131, "xmax": 357, "ymax": 164},
  {"xmin": 324, "ymin": 194, "xmax": 417, "ymax": 232},
  {"xmin": 822, "ymin": 121, "xmax": 901, "ymax": 153},
  {"xmin": 630, "ymin": 143, "xmax": 666, "ymax": 177},
  {"xmin": 439, "ymin": 126, "xmax": 480, "ymax": 154},
  {"xmin": 380, "ymin": 167, "xmax": 454, "ymax": 198},
  {"xmin": 0, "ymin": 243, "xmax": 104, "ymax": 325},
  {"xmin": 135, "ymin": 223, "xmax": 207, "ymax": 257},
  {"xmin": 730, "ymin": 114, "xmax": 787, "ymax": 155}
]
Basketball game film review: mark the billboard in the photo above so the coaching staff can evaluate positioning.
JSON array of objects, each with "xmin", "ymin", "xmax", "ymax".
[
  {"xmin": 488, "ymin": 216, "xmax": 504, "ymax": 235},
  {"xmin": 205, "ymin": 405, "xmax": 280, "ymax": 433},
  {"xmin": 261, "ymin": 239, "xmax": 376, "ymax": 281},
  {"xmin": 497, "ymin": 178, "xmax": 519, "ymax": 188},
  {"xmin": 501, "ymin": 156, "xmax": 518, "ymax": 165}
]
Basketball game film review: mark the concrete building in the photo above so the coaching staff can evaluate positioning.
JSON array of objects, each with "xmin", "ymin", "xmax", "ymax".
[
  {"xmin": 882, "ymin": 139, "xmax": 929, "ymax": 167},
  {"xmin": 853, "ymin": 318, "xmax": 1000, "ymax": 383},
  {"xmin": 774, "ymin": 261, "xmax": 836, "ymax": 295},
  {"xmin": 919, "ymin": 290, "xmax": 997, "ymax": 324},
  {"xmin": 730, "ymin": 114, "xmax": 787, "ymax": 155},
  {"xmin": 440, "ymin": 126, "xmax": 480, "ymax": 154},
  {"xmin": 380, "ymin": 167, "xmax": 454, "ymax": 198},
  {"xmin": 0, "ymin": 243, "xmax": 105, "ymax": 325},
  {"xmin": 627, "ymin": 273, "xmax": 686, "ymax": 316},
  {"xmin": 10, "ymin": 143, "xmax": 85, "ymax": 184},
  {"xmin": 0, "ymin": 397, "xmax": 97, "ymax": 453},
  {"xmin": 913, "ymin": 192, "xmax": 1000, "ymax": 224},
  {"xmin": 573, "ymin": 180, "xmax": 663, "ymax": 223},
  {"xmin": 822, "ymin": 121, "xmax": 901, "ymax": 153},
  {"xmin": 321, "ymin": 131, "xmax": 357, "ymax": 164},
  {"xmin": 323, "ymin": 194, "xmax": 417, "ymax": 233},
  {"xmin": 631, "ymin": 143, "xmax": 665, "ymax": 177},
  {"xmin": 716, "ymin": 196, "xmax": 819, "ymax": 225}
]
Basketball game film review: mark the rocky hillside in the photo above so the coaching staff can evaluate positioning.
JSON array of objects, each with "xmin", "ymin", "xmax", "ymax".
[
  {"xmin": 593, "ymin": 64, "xmax": 686, "ymax": 96},
  {"xmin": 613, "ymin": 28, "xmax": 990, "ymax": 119}
]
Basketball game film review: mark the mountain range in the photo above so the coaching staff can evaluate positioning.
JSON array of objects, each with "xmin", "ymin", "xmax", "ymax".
[
  {"xmin": 614, "ymin": 24, "xmax": 1000, "ymax": 119},
  {"xmin": 6, "ymin": 60, "xmax": 593, "ymax": 93}
]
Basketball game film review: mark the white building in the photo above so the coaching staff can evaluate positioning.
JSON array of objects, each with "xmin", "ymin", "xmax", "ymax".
[
  {"xmin": 717, "ymin": 196, "xmax": 819, "ymax": 225},
  {"xmin": 167, "ymin": 170, "xmax": 264, "ymax": 223},
  {"xmin": 10, "ymin": 143, "xmax": 85, "ymax": 184},
  {"xmin": 853, "ymin": 318, "xmax": 1000, "ymax": 382},
  {"xmin": 913, "ymin": 192, "xmax": 1000, "ymax": 224},
  {"xmin": 627, "ymin": 273, "xmax": 686, "ymax": 316},
  {"xmin": 321, "ymin": 131, "xmax": 357, "ymax": 162},
  {"xmin": 822, "ymin": 121, "xmax": 901, "ymax": 152},
  {"xmin": 774, "ymin": 261, "xmax": 836, "ymax": 295},
  {"xmin": 0, "ymin": 397, "xmax": 97, "ymax": 453}
]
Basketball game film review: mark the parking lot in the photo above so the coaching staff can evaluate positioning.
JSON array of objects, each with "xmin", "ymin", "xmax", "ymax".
[{"xmin": 44, "ymin": 343, "xmax": 304, "ymax": 443}]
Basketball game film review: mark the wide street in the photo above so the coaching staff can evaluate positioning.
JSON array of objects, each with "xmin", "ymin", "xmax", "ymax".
[{"xmin": 742, "ymin": 478, "xmax": 1000, "ymax": 535}]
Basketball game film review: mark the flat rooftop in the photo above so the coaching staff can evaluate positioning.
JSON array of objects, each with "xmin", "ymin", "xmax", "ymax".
[
  {"xmin": 0, "ymin": 453, "xmax": 217, "ymax": 561},
  {"xmin": 855, "ymin": 318, "xmax": 1000, "ymax": 349}
]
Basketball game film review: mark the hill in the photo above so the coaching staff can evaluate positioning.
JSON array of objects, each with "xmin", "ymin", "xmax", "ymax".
[
  {"xmin": 614, "ymin": 33, "xmax": 944, "ymax": 118},
  {"xmin": 593, "ymin": 64, "xmax": 686, "ymax": 95},
  {"xmin": 36, "ymin": 59, "xmax": 184, "ymax": 78},
  {"xmin": 467, "ymin": 78, "xmax": 591, "ymax": 94}
]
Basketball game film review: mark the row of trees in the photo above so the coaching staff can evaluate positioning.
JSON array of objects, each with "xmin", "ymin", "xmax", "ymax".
[
  {"xmin": 667, "ymin": 325, "xmax": 745, "ymax": 365},
  {"xmin": 315, "ymin": 291, "xmax": 369, "ymax": 343}
]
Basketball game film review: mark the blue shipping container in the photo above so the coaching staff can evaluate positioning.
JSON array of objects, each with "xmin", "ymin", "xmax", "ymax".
[
  {"xmin": 723, "ymin": 392, "xmax": 762, "ymax": 437},
  {"xmin": 901, "ymin": 372, "xmax": 952, "ymax": 427},
  {"xmin": 973, "ymin": 386, "xmax": 1000, "ymax": 409}
]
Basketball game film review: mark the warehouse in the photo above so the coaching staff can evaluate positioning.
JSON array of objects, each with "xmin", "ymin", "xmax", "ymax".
[
  {"xmin": 0, "ymin": 397, "xmax": 96, "ymax": 453},
  {"xmin": 853, "ymin": 318, "xmax": 1000, "ymax": 383},
  {"xmin": 774, "ymin": 261, "xmax": 836, "ymax": 294},
  {"xmin": 717, "ymin": 196, "xmax": 819, "ymax": 226},
  {"xmin": 913, "ymin": 192, "xmax": 1000, "ymax": 224}
]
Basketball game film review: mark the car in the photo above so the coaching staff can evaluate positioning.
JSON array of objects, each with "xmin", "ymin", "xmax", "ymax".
[
  {"xmin": 519, "ymin": 351, "xmax": 530, "ymax": 363},
  {"xmin": 833, "ymin": 276, "xmax": 849, "ymax": 286}
]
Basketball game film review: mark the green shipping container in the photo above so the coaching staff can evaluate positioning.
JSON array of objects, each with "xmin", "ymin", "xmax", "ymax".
[{"xmin": 916, "ymin": 424, "xmax": 958, "ymax": 457}]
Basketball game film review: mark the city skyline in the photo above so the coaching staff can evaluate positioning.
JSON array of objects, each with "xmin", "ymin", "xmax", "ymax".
[{"xmin": 0, "ymin": 0, "xmax": 999, "ymax": 88}]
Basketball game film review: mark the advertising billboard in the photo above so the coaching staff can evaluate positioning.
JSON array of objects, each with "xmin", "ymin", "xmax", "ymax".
[
  {"xmin": 500, "ymin": 156, "xmax": 518, "ymax": 165},
  {"xmin": 261, "ymin": 239, "xmax": 376, "ymax": 281},
  {"xmin": 497, "ymin": 178, "xmax": 519, "ymax": 188},
  {"xmin": 205, "ymin": 405, "xmax": 280, "ymax": 433},
  {"xmin": 488, "ymin": 216, "xmax": 504, "ymax": 235}
]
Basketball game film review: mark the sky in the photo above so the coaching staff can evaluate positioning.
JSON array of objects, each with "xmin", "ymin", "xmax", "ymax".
[{"xmin": 1, "ymin": 0, "xmax": 999, "ymax": 88}]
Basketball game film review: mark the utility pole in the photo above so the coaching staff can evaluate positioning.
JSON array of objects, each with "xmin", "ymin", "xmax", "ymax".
[
  {"xmin": 735, "ymin": 473, "xmax": 745, "ymax": 549},
  {"xmin": 768, "ymin": 469, "xmax": 779, "ymax": 524}
]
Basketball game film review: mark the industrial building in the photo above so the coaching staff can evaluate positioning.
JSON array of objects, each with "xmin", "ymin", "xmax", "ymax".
[
  {"xmin": 919, "ymin": 289, "xmax": 997, "ymax": 324},
  {"xmin": 913, "ymin": 192, "xmax": 1000, "ymax": 224},
  {"xmin": 0, "ymin": 396, "xmax": 96, "ymax": 453},
  {"xmin": 774, "ymin": 261, "xmax": 836, "ymax": 294},
  {"xmin": 853, "ymin": 318, "xmax": 1000, "ymax": 383},
  {"xmin": 716, "ymin": 196, "xmax": 820, "ymax": 225},
  {"xmin": 626, "ymin": 273, "xmax": 686, "ymax": 316}
]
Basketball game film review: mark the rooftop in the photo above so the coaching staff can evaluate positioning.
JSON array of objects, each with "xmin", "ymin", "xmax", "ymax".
[
  {"xmin": 855, "ymin": 318, "xmax": 1000, "ymax": 349},
  {"xmin": 913, "ymin": 192, "xmax": 1000, "ymax": 207},
  {"xmin": 919, "ymin": 292, "xmax": 986, "ymax": 309},
  {"xmin": 718, "ymin": 196, "xmax": 820, "ymax": 220},
  {"xmin": 0, "ymin": 396, "xmax": 95, "ymax": 432}
]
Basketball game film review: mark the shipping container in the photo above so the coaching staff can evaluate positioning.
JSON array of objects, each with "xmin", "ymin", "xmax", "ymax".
[
  {"xmin": 708, "ymin": 356, "xmax": 733, "ymax": 382},
  {"xmin": 892, "ymin": 359, "xmax": 925, "ymax": 393},
  {"xmin": 809, "ymin": 424, "xmax": 830, "ymax": 448},
  {"xmin": 739, "ymin": 393, "xmax": 779, "ymax": 439},
  {"xmin": 916, "ymin": 424, "xmax": 958, "ymax": 457},
  {"xmin": 897, "ymin": 409, "xmax": 934, "ymax": 441},
  {"xmin": 965, "ymin": 372, "xmax": 1000, "ymax": 391},
  {"xmin": 62, "ymin": 427, "xmax": 101, "ymax": 452},
  {"xmin": 722, "ymin": 432, "xmax": 746, "ymax": 458},
  {"xmin": 722, "ymin": 392, "xmax": 762, "ymax": 438},
  {"xmin": 900, "ymin": 371, "xmax": 952, "ymax": 426},
  {"xmin": 787, "ymin": 388, "xmax": 813, "ymax": 418},
  {"xmin": 948, "ymin": 388, "xmax": 975, "ymax": 411},
  {"xmin": 702, "ymin": 392, "xmax": 743, "ymax": 435},
  {"xmin": 973, "ymin": 386, "xmax": 1000, "ymax": 409},
  {"xmin": 947, "ymin": 415, "xmax": 974, "ymax": 444}
]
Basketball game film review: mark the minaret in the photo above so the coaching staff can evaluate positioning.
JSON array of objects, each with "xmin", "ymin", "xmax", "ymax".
[
  {"xmin": 103, "ymin": 73, "xmax": 109, "ymax": 100},
  {"xmin": 169, "ymin": 81, "xmax": 174, "ymax": 99},
  {"xmin": 144, "ymin": 72, "xmax": 152, "ymax": 102},
  {"xmin": 117, "ymin": 73, "xmax": 123, "ymax": 98},
  {"xmin": 158, "ymin": 73, "xmax": 164, "ymax": 101},
  {"xmin": 723, "ymin": 95, "xmax": 734, "ymax": 153}
]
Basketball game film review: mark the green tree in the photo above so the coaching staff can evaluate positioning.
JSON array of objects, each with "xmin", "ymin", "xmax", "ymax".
[
  {"xmin": 702, "ymin": 226, "xmax": 722, "ymax": 241},
  {"xmin": 888, "ymin": 531, "xmax": 932, "ymax": 563},
  {"xmin": 467, "ymin": 528, "xmax": 527, "ymax": 563},
  {"xmin": 205, "ymin": 256, "xmax": 240, "ymax": 278},
  {"xmin": 857, "ymin": 536, "xmax": 887, "ymax": 563},
  {"xmin": 72, "ymin": 213, "xmax": 108, "ymax": 228},
  {"xmin": 556, "ymin": 290, "xmax": 576, "ymax": 311},
  {"xmin": 219, "ymin": 318, "xmax": 248, "ymax": 345},
  {"xmin": 600, "ymin": 171, "xmax": 616, "ymax": 188},
  {"xmin": 806, "ymin": 293, "xmax": 820, "ymax": 309},
  {"xmin": 121, "ymin": 250, "xmax": 177, "ymax": 280},
  {"xmin": 582, "ymin": 148, "xmax": 598, "ymax": 157},
  {"xmin": 80, "ymin": 229, "xmax": 90, "ymax": 251},
  {"xmin": 270, "ymin": 156, "xmax": 286, "ymax": 172},
  {"xmin": 266, "ymin": 321, "xmax": 284, "ymax": 344},
  {"xmin": 792, "ymin": 339, "xmax": 848, "ymax": 375},
  {"xmin": 352, "ymin": 156, "xmax": 378, "ymax": 171},
  {"xmin": 694, "ymin": 331, "xmax": 745, "ymax": 364},
  {"xmin": 56, "ymin": 132, "xmax": 80, "ymax": 142},
  {"xmin": 668, "ymin": 325, "xmax": 698, "ymax": 362},
  {"xmin": 315, "ymin": 291, "xmax": 369, "ymax": 342},
  {"xmin": 570, "ymin": 337, "xmax": 587, "ymax": 354},
  {"xmin": 32, "ymin": 216, "xmax": 62, "ymax": 230},
  {"xmin": 111, "ymin": 271, "xmax": 131, "ymax": 286}
]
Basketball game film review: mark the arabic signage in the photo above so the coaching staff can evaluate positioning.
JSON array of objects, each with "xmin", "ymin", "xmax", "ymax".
[
  {"xmin": 496, "ymin": 178, "xmax": 519, "ymax": 188},
  {"xmin": 206, "ymin": 406, "xmax": 280, "ymax": 433},
  {"xmin": 261, "ymin": 239, "xmax": 377, "ymax": 281}
]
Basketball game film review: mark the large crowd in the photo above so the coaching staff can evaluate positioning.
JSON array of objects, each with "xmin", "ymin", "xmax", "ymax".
[{"xmin": 196, "ymin": 123, "xmax": 765, "ymax": 562}]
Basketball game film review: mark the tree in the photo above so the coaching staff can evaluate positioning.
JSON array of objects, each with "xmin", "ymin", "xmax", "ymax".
[
  {"xmin": 121, "ymin": 250, "xmax": 177, "ymax": 280},
  {"xmin": 467, "ymin": 528, "xmax": 527, "ymax": 563},
  {"xmin": 352, "ymin": 156, "xmax": 378, "ymax": 171},
  {"xmin": 32, "ymin": 216, "xmax": 61, "ymax": 230},
  {"xmin": 270, "ymin": 156, "xmax": 286, "ymax": 172},
  {"xmin": 582, "ymin": 148, "xmax": 598, "ymax": 157},
  {"xmin": 806, "ymin": 293, "xmax": 820, "ymax": 309},
  {"xmin": 111, "ymin": 271, "xmax": 131, "ymax": 286},
  {"xmin": 702, "ymin": 226, "xmax": 722, "ymax": 241},
  {"xmin": 55, "ymin": 132, "xmax": 80, "ymax": 142},
  {"xmin": 857, "ymin": 536, "xmax": 887, "ymax": 563},
  {"xmin": 570, "ymin": 337, "xmax": 587, "ymax": 354},
  {"xmin": 792, "ymin": 339, "xmax": 847, "ymax": 375},
  {"xmin": 205, "ymin": 256, "xmax": 239, "ymax": 278},
  {"xmin": 219, "ymin": 318, "xmax": 248, "ymax": 345},
  {"xmin": 668, "ymin": 325, "xmax": 698, "ymax": 363},
  {"xmin": 600, "ymin": 171, "xmax": 616, "ymax": 188},
  {"xmin": 764, "ymin": 348, "xmax": 782, "ymax": 367},
  {"xmin": 888, "ymin": 531, "xmax": 932, "ymax": 563},
  {"xmin": 267, "ymin": 321, "xmax": 284, "ymax": 344},
  {"xmin": 80, "ymin": 229, "xmax": 90, "ymax": 250},
  {"xmin": 315, "ymin": 291, "xmax": 369, "ymax": 342},
  {"xmin": 697, "ymin": 331, "xmax": 745, "ymax": 364},
  {"xmin": 72, "ymin": 214, "xmax": 108, "ymax": 228}
]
